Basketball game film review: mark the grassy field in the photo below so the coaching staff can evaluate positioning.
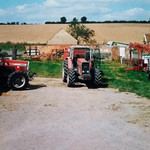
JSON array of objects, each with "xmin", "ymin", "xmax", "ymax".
[
  {"xmin": 29, "ymin": 60, "xmax": 62, "ymax": 78},
  {"xmin": 101, "ymin": 61, "xmax": 150, "ymax": 99},
  {"xmin": 29, "ymin": 60, "xmax": 150, "ymax": 99},
  {"xmin": 0, "ymin": 42, "xmax": 33, "ymax": 51}
]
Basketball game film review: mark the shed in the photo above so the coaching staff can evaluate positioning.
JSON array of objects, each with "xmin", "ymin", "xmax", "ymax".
[
  {"xmin": 47, "ymin": 29, "xmax": 77, "ymax": 45},
  {"xmin": 106, "ymin": 41, "xmax": 129, "ymax": 47},
  {"xmin": 143, "ymin": 33, "xmax": 150, "ymax": 45}
]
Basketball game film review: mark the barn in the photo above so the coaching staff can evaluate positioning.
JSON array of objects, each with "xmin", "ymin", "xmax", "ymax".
[{"xmin": 47, "ymin": 29, "xmax": 77, "ymax": 45}]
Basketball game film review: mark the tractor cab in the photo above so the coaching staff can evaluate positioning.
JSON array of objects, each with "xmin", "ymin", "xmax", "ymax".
[{"xmin": 68, "ymin": 46, "xmax": 91, "ymax": 68}]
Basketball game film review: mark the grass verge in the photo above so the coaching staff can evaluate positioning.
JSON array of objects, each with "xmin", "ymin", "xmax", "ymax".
[
  {"xmin": 29, "ymin": 60, "xmax": 62, "ymax": 78},
  {"xmin": 101, "ymin": 61, "xmax": 150, "ymax": 99}
]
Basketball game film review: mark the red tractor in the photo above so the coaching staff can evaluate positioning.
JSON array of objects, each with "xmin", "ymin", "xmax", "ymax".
[
  {"xmin": 62, "ymin": 45, "xmax": 102, "ymax": 87},
  {"xmin": 0, "ymin": 50, "xmax": 35, "ymax": 90}
]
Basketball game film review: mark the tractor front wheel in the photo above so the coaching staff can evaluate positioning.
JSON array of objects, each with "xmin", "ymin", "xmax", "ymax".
[
  {"xmin": 62, "ymin": 60, "xmax": 68, "ymax": 82},
  {"xmin": 7, "ymin": 71, "xmax": 29, "ymax": 90},
  {"xmin": 94, "ymin": 68, "xmax": 102, "ymax": 87},
  {"xmin": 67, "ymin": 69, "xmax": 76, "ymax": 87}
]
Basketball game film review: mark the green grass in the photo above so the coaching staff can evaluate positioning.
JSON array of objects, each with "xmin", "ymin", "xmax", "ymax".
[
  {"xmin": 101, "ymin": 61, "xmax": 150, "ymax": 99},
  {"xmin": 29, "ymin": 60, "xmax": 62, "ymax": 78},
  {"xmin": 0, "ymin": 42, "xmax": 27, "ymax": 51},
  {"xmin": 0, "ymin": 42, "xmax": 44, "ymax": 51}
]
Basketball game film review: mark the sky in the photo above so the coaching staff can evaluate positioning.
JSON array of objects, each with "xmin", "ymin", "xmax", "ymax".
[{"xmin": 0, "ymin": 0, "xmax": 150, "ymax": 24}]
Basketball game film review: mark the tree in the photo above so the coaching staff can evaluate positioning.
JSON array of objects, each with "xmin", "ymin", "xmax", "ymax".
[
  {"xmin": 21, "ymin": 22, "xmax": 27, "ymax": 25},
  {"xmin": 60, "ymin": 17, "xmax": 67, "ymax": 23},
  {"xmin": 67, "ymin": 18, "xmax": 95, "ymax": 44},
  {"xmin": 81, "ymin": 16, "xmax": 87, "ymax": 23}
]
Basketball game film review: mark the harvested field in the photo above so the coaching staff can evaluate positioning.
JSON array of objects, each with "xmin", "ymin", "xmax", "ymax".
[
  {"xmin": 0, "ymin": 24, "xmax": 68, "ymax": 44},
  {"xmin": 0, "ymin": 23, "xmax": 150, "ymax": 44}
]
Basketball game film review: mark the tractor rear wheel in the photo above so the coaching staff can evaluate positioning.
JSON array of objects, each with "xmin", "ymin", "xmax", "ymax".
[
  {"xmin": 7, "ymin": 71, "xmax": 29, "ymax": 90},
  {"xmin": 67, "ymin": 69, "xmax": 76, "ymax": 87},
  {"xmin": 94, "ymin": 68, "xmax": 102, "ymax": 87},
  {"xmin": 62, "ymin": 60, "xmax": 68, "ymax": 82}
]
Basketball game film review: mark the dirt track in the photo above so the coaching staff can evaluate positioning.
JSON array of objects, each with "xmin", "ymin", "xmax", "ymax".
[{"xmin": 0, "ymin": 77, "xmax": 150, "ymax": 150}]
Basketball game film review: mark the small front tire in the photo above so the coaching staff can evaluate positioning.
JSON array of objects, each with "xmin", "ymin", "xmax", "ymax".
[
  {"xmin": 7, "ymin": 71, "xmax": 29, "ymax": 90},
  {"xmin": 62, "ymin": 60, "xmax": 68, "ymax": 82}
]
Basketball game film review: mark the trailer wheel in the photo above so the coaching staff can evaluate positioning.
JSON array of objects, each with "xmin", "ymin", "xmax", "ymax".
[
  {"xmin": 67, "ymin": 69, "xmax": 76, "ymax": 87},
  {"xmin": 94, "ymin": 68, "xmax": 102, "ymax": 87},
  {"xmin": 7, "ymin": 71, "xmax": 29, "ymax": 90},
  {"xmin": 62, "ymin": 60, "xmax": 68, "ymax": 82}
]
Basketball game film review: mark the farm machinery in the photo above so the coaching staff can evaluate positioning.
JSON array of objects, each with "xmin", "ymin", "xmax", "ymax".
[
  {"xmin": 125, "ymin": 42, "xmax": 150, "ymax": 78},
  {"xmin": 62, "ymin": 45, "xmax": 102, "ymax": 87},
  {"xmin": 0, "ymin": 48, "xmax": 35, "ymax": 90}
]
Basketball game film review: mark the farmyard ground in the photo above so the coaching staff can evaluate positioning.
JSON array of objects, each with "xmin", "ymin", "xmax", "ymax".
[{"xmin": 0, "ymin": 77, "xmax": 150, "ymax": 150}]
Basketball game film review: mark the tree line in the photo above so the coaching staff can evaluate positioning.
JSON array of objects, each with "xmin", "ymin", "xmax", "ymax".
[
  {"xmin": 1, "ymin": 16, "xmax": 150, "ymax": 25},
  {"xmin": 0, "ymin": 22, "xmax": 27, "ymax": 25},
  {"xmin": 45, "ymin": 16, "xmax": 150, "ymax": 24}
]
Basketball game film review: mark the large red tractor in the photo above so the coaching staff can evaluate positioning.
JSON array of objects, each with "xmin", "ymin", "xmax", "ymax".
[
  {"xmin": 0, "ymin": 51, "xmax": 35, "ymax": 90},
  {"xmin": 62, "ymin": 45, "xmax": 102, "ymax": 87}
]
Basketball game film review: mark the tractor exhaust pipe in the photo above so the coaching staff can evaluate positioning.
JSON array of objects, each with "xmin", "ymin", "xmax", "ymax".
[{"xmin": 12, "ymin": 45, "xmax": 17, "ymax": 60}]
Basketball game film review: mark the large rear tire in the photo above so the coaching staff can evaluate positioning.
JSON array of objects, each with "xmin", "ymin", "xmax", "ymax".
[
  {"xmin": 7, "ymin": 71, "xmax": 29, "ymax": 90},
  {"xmin": 62, "ymin": 60, "xmax": 68, "ymax": 82},
  {"xmin": 67, "ymin": 69, "xmax": 76, "ymax": 87},
  {"xmin": 94, "ymin": 68, "xmax": 102, "ymax": 87}
]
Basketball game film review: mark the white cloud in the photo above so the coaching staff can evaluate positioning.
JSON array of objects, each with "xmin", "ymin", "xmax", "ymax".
[
  {"xmin": 16, "ymin": 4, "xmax": 27, "ymax": 11},
  {"xmin": 44, "ymin": 0, "xmax": 59, "ymax": 7},
  {"xmin": 0, "ymin": 8, "xmax": 6, "ymax": 17},
  {"xmin": 102, "ymin": 8, "xmax": 150, "ymax": 21}
]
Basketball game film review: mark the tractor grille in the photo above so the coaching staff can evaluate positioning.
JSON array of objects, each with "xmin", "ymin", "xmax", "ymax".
[
  {"xmin": 82, "ymin": 62, "xmax": 90, "ymax": 74},
  {"xmin": 20, "ymin": 67, "xmax": 25, "ymax": 72}
]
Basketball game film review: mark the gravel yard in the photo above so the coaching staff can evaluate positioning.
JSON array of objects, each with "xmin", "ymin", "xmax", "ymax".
[{"xmin": 0, "ymin": 77, "xmax": 150, "ymax": 150}]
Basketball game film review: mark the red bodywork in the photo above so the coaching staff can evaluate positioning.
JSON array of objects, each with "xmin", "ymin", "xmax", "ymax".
[
  {"xmin": 64, "ymin": 47, "xmax": 70, "ymax": 60},
  {"xmin": 125, "ymin": 42, "xmax": 150, "ymax": 71},
  {"xmin": 67, "ymin": 57, "xmax": 73, "ymax": 69},
  {"xmin": 77, "ymin": 58, "xmax": 89, "ymax": 75},
  {"xmin": 0, "ymin": 59, "xmax": 28, "ymax": 72}
]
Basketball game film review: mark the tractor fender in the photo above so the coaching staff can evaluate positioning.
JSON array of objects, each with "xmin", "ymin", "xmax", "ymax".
[{"xmin": 67, "ymin": 57, "xmax": 73, "ymax": 69}]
